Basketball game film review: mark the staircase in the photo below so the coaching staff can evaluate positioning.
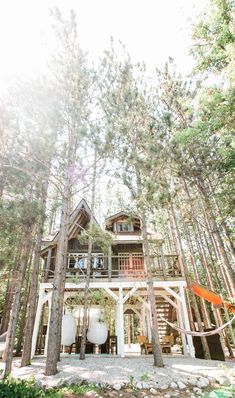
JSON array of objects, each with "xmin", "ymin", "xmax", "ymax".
[{"xmin": 155, "ymin": 297, "xmax": 174, "ymax": 343}]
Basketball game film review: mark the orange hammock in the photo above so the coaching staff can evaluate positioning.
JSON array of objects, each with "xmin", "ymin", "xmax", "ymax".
[{"xmin": 190, "ymin": 281, "xmax": 235, "ymax": 315}]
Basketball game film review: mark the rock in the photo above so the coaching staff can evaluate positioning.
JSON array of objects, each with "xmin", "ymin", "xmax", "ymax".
[
  {"xmin": 187, "ymin": 378, "xmax": 198, "ymax": 386},
  {"xmin": 150, "ymin": 388, "xmax": 158, "ymax": 395},
  {"xmin": 142, "ymin": 382, "xmax": 149, "ymax": 389},
  {"xmin": 66, "ymin": 375, "xmax": 83, "ymax": 386},
  {"xmin": 160, "ymin": 384, "xmax": 169, "ymax": 390},
  {"xmin": 35, "ymin": 378, "xmax": 46, "ymax": 389},
  {"xmin": 136, "ymin": 382, "xmax": 143, "ymax": 389},
  {"xmin": 164, "ymin": 394, "xmax": 172, "ymax": 398},
  {"xmin": 193, "ymin": 387, "xmax": 202, "ymax": 394},
  {"xmin": 177, "ymin": 381, "xmax": 186, "ymax": 390},
  {"xmin": 113, "ymin": 384, "xmax": 122, "ymax": 391},
  {"xmin": 197, "ymin": 377, "xmax": 209, "ymax": 388},
  {"xmin": 216, "ymin": 376, "xmax": 230, "ymax": 386},
  {"xmin": 170, "ymin": 382, "xmax": 177, "ymax": 389}
]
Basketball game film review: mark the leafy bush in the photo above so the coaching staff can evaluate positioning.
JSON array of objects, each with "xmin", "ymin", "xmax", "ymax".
[
  {"xmin": 0, "ymin": 377, "xmax": 61, "ymax": 398},
  {"xmin": 0, "ymin": 377, "xmax": 99, "ymax": 398}
]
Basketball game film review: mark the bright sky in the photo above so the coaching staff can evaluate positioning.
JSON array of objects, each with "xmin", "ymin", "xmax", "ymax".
[{"xmin": 0, "ymin": 0, "xmax": 208, "ymax": 86}]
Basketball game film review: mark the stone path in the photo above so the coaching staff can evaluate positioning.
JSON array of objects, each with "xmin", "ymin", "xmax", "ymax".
[{"xmin": 0, "ymin": 355, "xmax": 234, "ymax": 397}]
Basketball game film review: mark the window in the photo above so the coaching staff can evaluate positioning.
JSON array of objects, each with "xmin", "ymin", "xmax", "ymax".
[
  {"xmin": 116, "ymin": 222, "xmax": 133, "ymax": 232},
  {"xmin": 68, "ymin": 253, "xmax": 104, "ymax": 269}
]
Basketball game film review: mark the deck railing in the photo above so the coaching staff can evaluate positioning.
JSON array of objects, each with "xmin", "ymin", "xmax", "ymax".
[{"xmin": 45, "ymin": 254, "xmax": 182, "ymax": 281}]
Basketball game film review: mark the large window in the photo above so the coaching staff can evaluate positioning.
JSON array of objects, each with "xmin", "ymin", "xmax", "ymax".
[{"xmin": 68, "ymin": 253, "xmax": 104, "ymax": 269}]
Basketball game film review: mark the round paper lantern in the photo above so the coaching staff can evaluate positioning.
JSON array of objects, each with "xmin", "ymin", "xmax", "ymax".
[
  {"xmin": 61, "ymin": 313, "xmax": 77, "ymax": 346},
  {"xmin": 87, "ymin": 314, "xmax": 108, "ymax": 345}
]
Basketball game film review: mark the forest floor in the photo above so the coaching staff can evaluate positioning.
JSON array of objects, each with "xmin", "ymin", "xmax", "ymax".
[{"xmin": 0, "ymin": 355, "xmax": 234, "ymax": 398}]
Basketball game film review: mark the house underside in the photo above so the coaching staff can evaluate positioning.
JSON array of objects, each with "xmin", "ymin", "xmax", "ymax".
[{"xmin": 31, "ymin": 279, "xmax": 195, "ymax": 358}]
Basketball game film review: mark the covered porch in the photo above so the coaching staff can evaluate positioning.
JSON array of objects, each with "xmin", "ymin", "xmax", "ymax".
[{"xmin": 31, "ymin": 280, "xmax": 195, "ymax": 359}]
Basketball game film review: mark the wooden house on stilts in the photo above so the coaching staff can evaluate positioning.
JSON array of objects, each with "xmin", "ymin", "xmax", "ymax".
[{"xmin": 31, "ymin": 199, "xmax": 195, "ymax": 358}]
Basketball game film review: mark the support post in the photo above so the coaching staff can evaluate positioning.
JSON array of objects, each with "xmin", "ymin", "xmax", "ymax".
[
  {"xmin": 31, "ymin": 285, "xmax": 45, "ymax": 358},
  {"xmin": 108, "ymin": 246, "xmax": 112, "ymax": 281},
  {"xmin": 44, "ymin": 295, "xmax": 52, "ymax": 357},
  {"xmin": 179, "ymin": 286, "xmax": 195, "ymax": 357},
  {"xmin": 177, "ymin": 299, "xmax": 188, "ymax": 355},
  {"xmin": 116, "ymin": 287, "xmax": 125, "ymax": 357},
  {"xmin": 44, "ymin": 247, "xmax": 52, "ymax": 282}
]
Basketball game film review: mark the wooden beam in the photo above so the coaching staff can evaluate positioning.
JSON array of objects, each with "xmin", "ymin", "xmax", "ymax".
[
  {"xmin": 103, "ymin": 287, "xmax": 118, "ymax": 301},
  {"xmin": 163, "ymin": 286, "xmax": 182, "ymax": 302},
  {"xmin": 123, "ymin": 285, "xmax": 139, "ymax": 303}
]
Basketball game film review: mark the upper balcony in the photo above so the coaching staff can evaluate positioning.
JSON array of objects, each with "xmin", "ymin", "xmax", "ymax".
[{"xmin": 44, "ymin": 252, "xmax": 182, "ymax": 282}]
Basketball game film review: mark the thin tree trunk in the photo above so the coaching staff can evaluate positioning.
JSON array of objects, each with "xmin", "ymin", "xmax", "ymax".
[
  {"xmin": 170, "ymin": 204, "xmax": 211, "ymax": 359},
  {"xmin": 21, "ymin": 181, "xmax": 48, "ymax": 366},
  {"xmin": 0, "ymin": 240, "xmax": 24, "ymax": 335},
  {"xmin": 15, "ymin": 264, "xmax": 31, "ymax": 357},
  {"xmin": 188, "ymin": 223, "xmax": 211, "ymax": 328},
  {"xmin": 3, "ymin": 227, "xmax": 33, "ymax": 377},
  {"xmin": 199, "ymin": 193, "xmax": 235, "ymax": 296},
  {"xmin": 45, "ymin": 174, "xmax": 71, "ymax": 375},
  {"xmin": 80, "ymin": 153, "xmax": 97, "ymax": 360},
  {"xmin": 141, "ymin": 212, "xmax": 164, "ymax": 367}
]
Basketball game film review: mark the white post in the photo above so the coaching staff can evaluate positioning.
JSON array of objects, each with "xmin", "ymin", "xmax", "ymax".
[
  {"xmin": 176, "ymin": 300, "xmax": 188, "ymax": 355},
  {"xmin": 108, "ymin": 246, "xmax": 112, "ymax": 281},
  {"xmin": 31, "ymin": 285, "xmax": 45, "ymax": 358},
  {"xmin": 44, "ymin": 295, "xmax": 52, "ymax": 357},
  {"xmin": 179, "ymin": 286, "xmax": 195, "ymax": 357},
  {"xmin": 116, "ymin": 287, "xmax": 125, "ymax": 357}
]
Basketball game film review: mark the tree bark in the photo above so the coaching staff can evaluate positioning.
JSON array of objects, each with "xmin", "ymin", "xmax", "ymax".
[
  {"xmin": 2, "ymin": 227, "xmax": 33, "ymax": 377},
  {"xmin": 199, "ymin": 191, "xmax": 235, "ymax": 296},
  {"xmin": 0, "ymin": 240, "xmax": 23, "ymax": 335},
  {"xmin": 141, "ymin": 213, "xmax": 164, "ymax": 367},
  {"xmin": 170, "ymin": 204, "xmax": 211, "ymax": 359},
  {"xmin": 45, "ymin": 173, "xmax": 71, "ymax": 375},
  {"xmin": 21, "ymin": 180, "xmax": 48, "ymax": 366},
  {"xmin": 80, "ymin": 152, "xmax": 97, "ymax": 360}
]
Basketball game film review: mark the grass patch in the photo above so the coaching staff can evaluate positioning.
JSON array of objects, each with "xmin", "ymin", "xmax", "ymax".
[
  {"xmin": 0, "ymin": 377, "xmax": 100, "ymax": 398},
  {"xmin": 203, "ymin": 386, "xmax": 235, "ymax": 398}
]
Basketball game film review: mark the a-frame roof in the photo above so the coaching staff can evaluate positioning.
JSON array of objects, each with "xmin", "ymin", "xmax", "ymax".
[
  {"xmin": 41, "ymin": 199, "xmax": 98, "ymax": 253},
  {"xmin": 105, "ymin": 211, "xmax": 140, "ymax": 223}
]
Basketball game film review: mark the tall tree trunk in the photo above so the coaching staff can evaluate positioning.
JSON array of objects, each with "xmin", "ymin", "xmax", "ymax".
[
  {"xmin": 207, "ymin": 178, "xmax": 235, "ymax": 261},
  {"xmin": 45, "ymin": 173, "xmax": 71, "ymax": 375},
  {"xmin": 141, "ymin": 213, "xmax": 164, "ymax": 367},
  {"xmin": 80, "ymin": 153, "xmax": 97, "ymax": 360},
  {"xmin": 21, "ymin": 180, "xmax": 48, "ymax": 366},
  {"xmin": 0, "ymin": 240, "xmax": 24, "ymax": 335},
  {"xmin": 170, "ymin": 204, "xmax": 211, "ymax": 359},
  {"xmin": 188, "ymin": 223, "xmax": 211, "ymax": 328},
  {"xmin": 199, "ymin": 191, "xmax": 235, "ymax": 296},
  {"xmin": 15, "ymin": 266, "xmax": 31, "ymax": 357},
  {"xmin": 2, "ymin": 227, "xmax": 33, "ymax": 377}
]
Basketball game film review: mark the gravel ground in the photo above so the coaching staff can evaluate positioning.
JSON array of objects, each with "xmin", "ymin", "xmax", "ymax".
[{"xmin": 0, "ymin": 355, "xmax": 234, "ymax": 391}]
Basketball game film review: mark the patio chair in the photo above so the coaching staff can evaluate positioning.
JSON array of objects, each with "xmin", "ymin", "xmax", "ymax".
[
  {"xmin": 160, "ymin": 335, "xmax": 173, "ymax": 354},
  {"xmin": 138, "ymin": 335, "xmax": 153, "ymax": 355}
]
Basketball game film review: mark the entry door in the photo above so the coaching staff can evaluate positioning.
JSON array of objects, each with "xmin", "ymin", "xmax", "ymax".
[{"xmin": 118, "ymin": 253, "xmax": 144, "ymax": 277}]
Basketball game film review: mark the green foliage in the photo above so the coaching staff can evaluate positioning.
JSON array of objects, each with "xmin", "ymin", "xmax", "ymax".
[
  {"xmin": 0, "ymin": 377, "xmax": 50, "ymax": 398},
  {"xmin": 191, "ymin": 0, "xmax": 235, "ymax": 74},
  {"xmin": 0, "ymin": 378, "xmax": 100, "ymax": 398},
  {"xmin": 65, "ymin": 288, "xmax": 115, "ymax": 322},
  {"xmin": 140, "ymin": 372, "xmax": 150, "ymax": 381},
  {"xmin": 79, "ymin": 224, "xmax": 113, "ymax": 253},
  {"xmin": 203, "ymin": 385, "xmax": 235, "ymax": 398}
]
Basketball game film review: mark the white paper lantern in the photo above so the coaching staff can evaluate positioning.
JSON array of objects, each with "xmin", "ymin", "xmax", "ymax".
[
  {"xmin": 87, "ymin": 314, "xmax": 108, "ymax": 345},
  {"xmin": 61, "ymin": 313, "xmax": 77, "ymax": 346}
]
